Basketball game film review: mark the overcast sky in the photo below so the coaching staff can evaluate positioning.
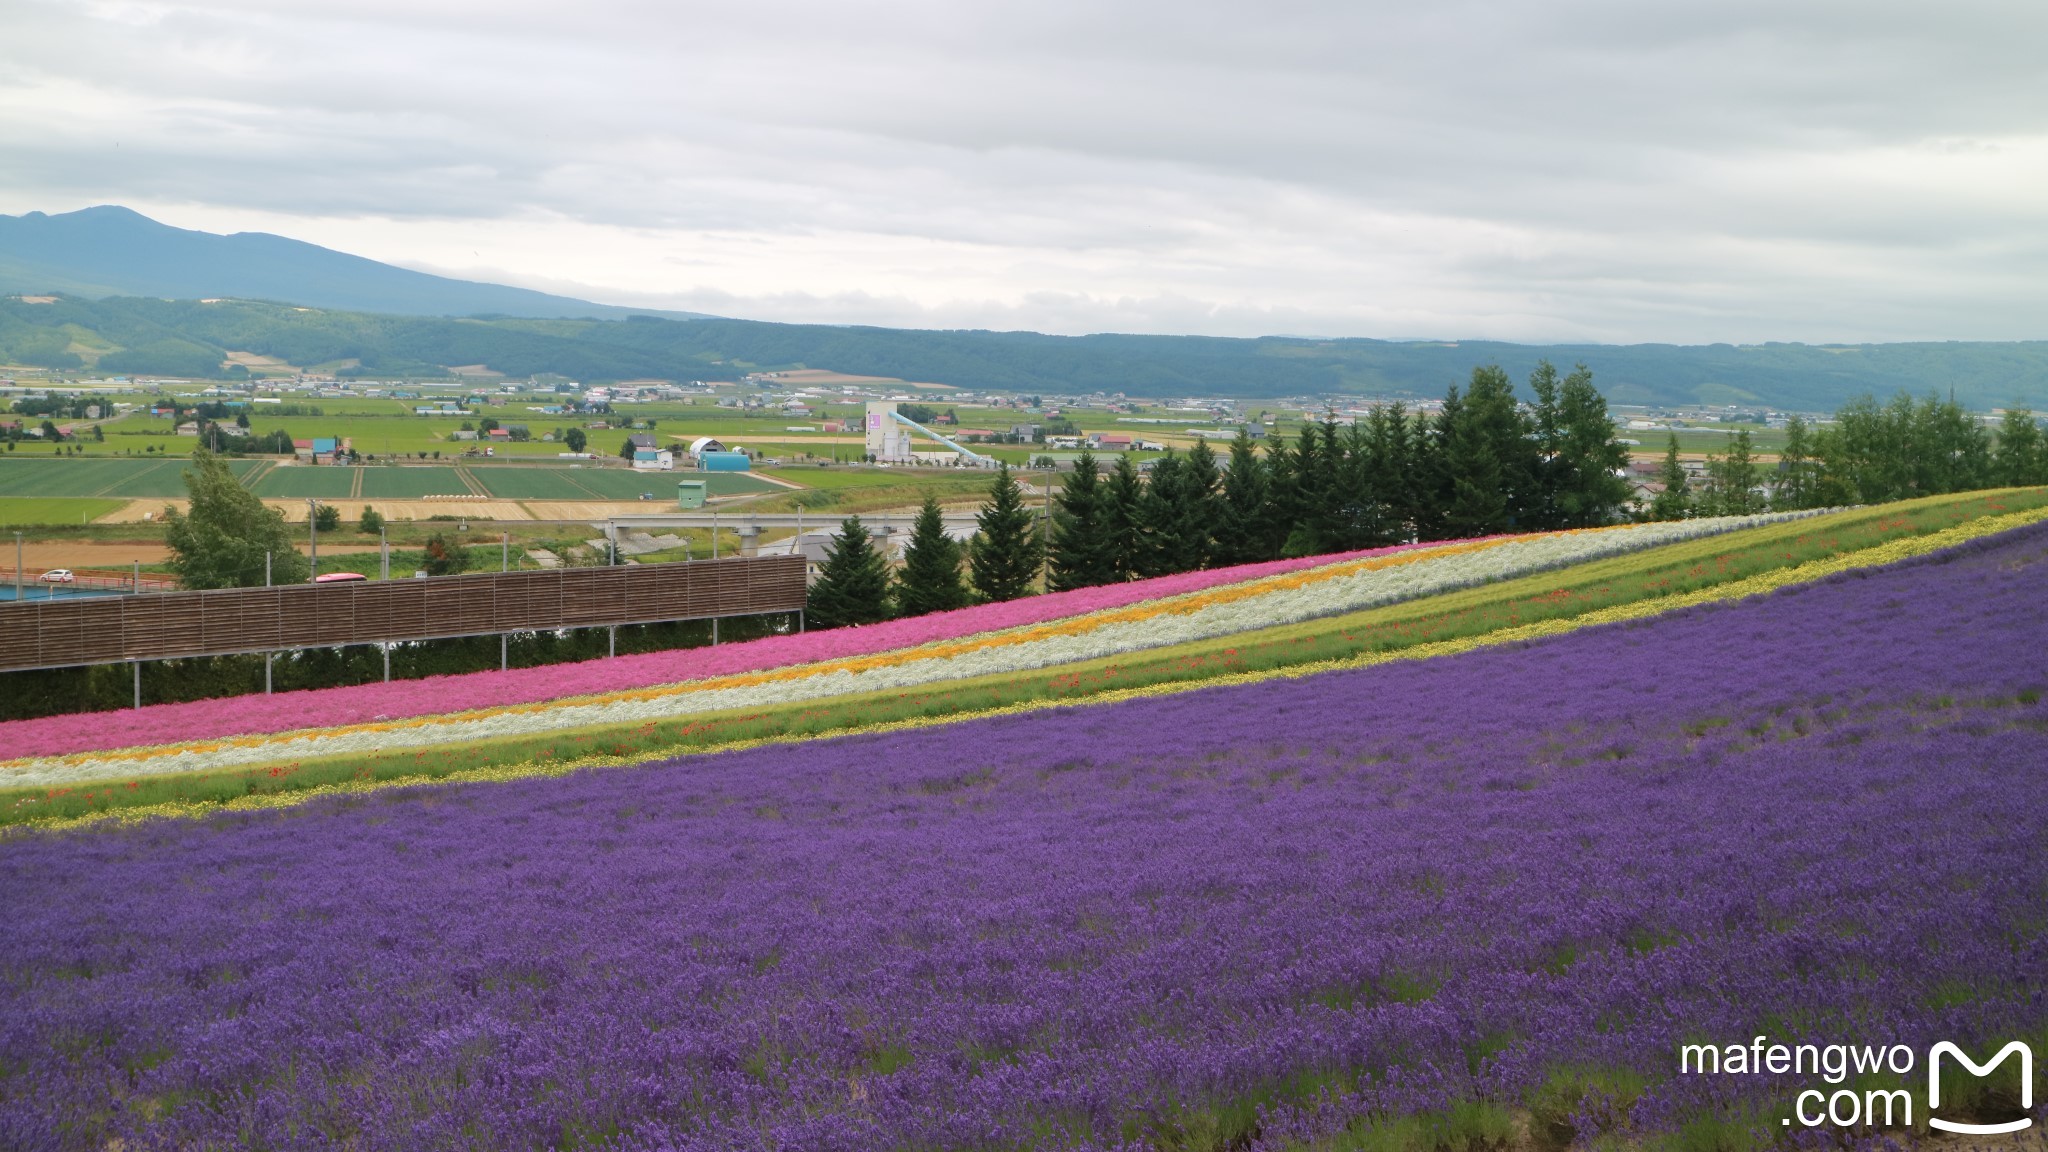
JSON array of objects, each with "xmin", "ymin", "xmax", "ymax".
[{"xmin": 3, "ymin": 0, "xmax": 2044, "ymax": 343}]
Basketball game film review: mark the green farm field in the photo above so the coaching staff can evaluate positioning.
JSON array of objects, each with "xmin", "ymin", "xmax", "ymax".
[
  {"xmin": 0, "ymin": 497, "xmax": 127, "ymax": 526},
  {"xmin": 248, "ymin": 467, "xmax": 357, "ymax": 499},
  {"xmin": 0, "ymin": 457, "xmax": 258, "ymax": 498},
  {"xmin": 358, "ymin": 467, "xmax": 472, "ymax": 499},
  {"xmin": 563, "ymin": 468, "xmax": 779, "ymax": 499}
]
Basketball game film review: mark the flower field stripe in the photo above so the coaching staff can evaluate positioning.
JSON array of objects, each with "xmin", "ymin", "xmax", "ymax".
[
  {"xmin": 15, "ymin": 503, "xmax": 2035, "ymax": 831},
  {"xmin": 0, "ymin": 516, "xmax": 1804, "ymax": 788},
  {"xmin": 0, "ymin": 539, "xmax": 1463, "ymax": 760}
]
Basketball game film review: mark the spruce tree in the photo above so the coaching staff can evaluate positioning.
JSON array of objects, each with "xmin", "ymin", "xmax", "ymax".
[
  {"xmin": 1700, "ymin": 429, "xmax": 1763, "ymax": 515},
  {"xmin": 806, "ymin": 515, "xmax": 893, "ymax": 628},
  {"xmin": 1996, "ymin": 406, "xmax": 2045, "ymax": 486},
  {"xmin": 1548, "ymin": 363, "xmax": 1632, "ymax": 527},
  {"xmin": 1773, "ymin": 416, "xmax": 1817, "ymax": 510},
  {"xmin": 1133, "ymin": 452, "xmax": 1184, "ymax": 578},
  {"xmin": 896, "ymin": 496, "xmax": 970, "ymax": 616},
  {"xmin": 1431, "ymin": 378, "xmax": 1511, "ymax": 538},
  {"xmin": 1102, "ymin": 452, "xmax": 1147, "ymax": 581},
  {"xmin": 1048, "ymin": 452, "xmax": 1117, "ymax": 591},
  {"xmin": 1213, "ymin": 429, "xmax": 1273, "ymax": 566},
  {"xmin": 968, "ymin": 464, "xmax": 1043, "ymax": 602},
  {"xmin": 1649, "ymin": 434, "xmax": 1691, "ymax": 521},
  {"xmin": 164, "ymin": 448, "xmax": 310, "ymax": 589}
]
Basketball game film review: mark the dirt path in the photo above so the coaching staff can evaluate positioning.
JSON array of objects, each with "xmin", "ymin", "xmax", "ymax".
[{"xmin": 5, "ymin": 540, "xmax": 389, "ymax": 572}]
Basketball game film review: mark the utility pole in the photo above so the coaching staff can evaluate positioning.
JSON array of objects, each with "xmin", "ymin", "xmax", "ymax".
[
  {"xmin": 13, "ymin": 531, "xmax": 21, "ymax": 600},
  {"xmin": 795, "ymin": 504, "xmax": 803, "ymax": 556},
  {"xmin": 380, "ymin": 528, "xmax": 389, "ymax": 580},
  {"xmin": 306, "ymin": 498, "xmax": 318, "ymax": 579},
  {"xmin": 501, "ymin": 532, "xmax": 509, "ymax": 572}
]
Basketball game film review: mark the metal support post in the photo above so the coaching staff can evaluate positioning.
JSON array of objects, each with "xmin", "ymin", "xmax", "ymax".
[
  {"xmin": 266, "ymin": 551, "xmax": 272, "ymax": 587},
  {"xmin": 502, "ymin": 533, "xmax": 509, "ymax": 572},
  {"xmin": 609, "ymin": 625, "xmax": 616, "ymax": 658},
  {"xmin": 133, "ymin": 661, "xmax": 141, "ymax": 710},
  {"xmin": 132, "ymin": 559, "xmax": 139, "ymax": 593},
  {"xmin": 501, "ymin": 633, "xmax": 508, "ymax": 671},
  {"xmin": 711, "ymin": 511, "xmax": 719, "ymax": 558},
  {"xmin": 307, "ymin": 499, "xmax": 318, "ymax": 579},
  {"xmin": 380, "ymin": 528, "xmax": 389, "ymax": 581},
  {"xmin": 798, "ymin": 609, "xmax": 805, "ymax": 634},
  {"xmin": 13, "ymin": 531, "xmax": 21, "ymax": 600},
  {"xmin": 712, "ymin": 617, "xmax": 719, "ymax": 646},
  {"xmin": 382, "ymin": 644, "xmax": 390, "ymax": 682},
  {"xmin": 265, "ymin": 653, "xmax": 273, "ymax": 695}
]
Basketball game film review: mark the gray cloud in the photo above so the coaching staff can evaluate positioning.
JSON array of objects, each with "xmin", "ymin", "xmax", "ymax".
[{"xmin": 2, "ymin": 0, "xmax": 2044, "ymax": 342}]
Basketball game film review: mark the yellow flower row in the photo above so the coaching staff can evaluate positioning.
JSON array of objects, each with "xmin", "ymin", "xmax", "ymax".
[{"xmin": 26, "ymin": 505, "xmax": 2041, "ymax": 834}]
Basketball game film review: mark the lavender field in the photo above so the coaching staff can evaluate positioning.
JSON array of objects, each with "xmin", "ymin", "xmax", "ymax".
[{"xmin": 5, "ymin": 523, "xmax": 2047, "ymax": 1152}]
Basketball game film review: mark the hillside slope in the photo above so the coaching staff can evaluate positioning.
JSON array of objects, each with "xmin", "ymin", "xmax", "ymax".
[{"xmin": 0, "ymin": 206, "xmax": 712, "ymax": 322}]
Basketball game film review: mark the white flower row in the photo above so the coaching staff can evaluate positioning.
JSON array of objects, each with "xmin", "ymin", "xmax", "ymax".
[{"xmin": 4, "ymin": 513, "xmax": 1812, "ymax": 788}]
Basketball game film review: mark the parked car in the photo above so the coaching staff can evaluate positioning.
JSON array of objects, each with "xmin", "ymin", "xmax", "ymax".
[
  {"xmin": 313, "ymin": 572, "xmax": 367, "ymax": 583},
  {"xmin": 38, "ymin": 569, "xmax": 75, "ymax": 583}
]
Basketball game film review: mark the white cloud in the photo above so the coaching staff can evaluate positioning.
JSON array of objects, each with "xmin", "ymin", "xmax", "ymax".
[{"xmin": 2, "ymin": 0, "xmax": 2045, "ymax": 342}]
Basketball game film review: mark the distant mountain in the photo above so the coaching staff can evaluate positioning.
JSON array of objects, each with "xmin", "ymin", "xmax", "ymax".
[
  {"xmin": 4, "ymin": 294, "xmax": 2046, "ymax": 413},
  {"xmin": 0, "ymin": 206, "xmax": 714, "ymax": 322},
  {"xmin": 3, "ymin": 208, "xmax": 2045, "ymax": 410}
]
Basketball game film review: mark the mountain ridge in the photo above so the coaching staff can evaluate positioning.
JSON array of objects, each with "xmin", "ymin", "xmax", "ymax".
[{"xmin": 0, "ymin": 206, "xmax": 714, "ymax": 322}]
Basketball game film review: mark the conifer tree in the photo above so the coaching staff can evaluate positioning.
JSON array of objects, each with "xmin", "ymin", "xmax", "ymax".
[
  {"xmin": 1537, "ymin": 362, "xmax": 1632, "ymax": 528},
  {"xmin": 1213, "ymin": 429, "xmax": 1273, "ymax": 566},
  {"xmin": 1133, "ymin": 452, "xmax": 1185, "ymax": 578},
  {"xmin": 806, "ymin": 515, "xmax": 893, "ymax": 628},
  {"xmin": 1102, "ymin": 451, "xmax": 1147, "ymax": 581},
  {"xmin": 895, "ymin": 496, "xmax": 969, "ymax": 616},
  {"xmin": 1048, "ymin": 452, "xmax": 1117, "ymax": 591},
  {"xmin": 968, "ymin": 464, "xmax": 1043, "ymax": 602},
  {"xmin": 1700, "ymin": 429, "xmax": 1763, "ymax": 515},
  {"xmin": 1995, "ymin": 406, "xmax": 2045, "ymax": 486},
  {"xmin": 1773, "ymin": 416, "xmax": 1817, "ymax": 510},
  {"xmin": 1648, "ymin": 434, "xmax": 1691, "ymax": 521},
  {"xmin": 1432, "ymin": 379, "xmax": 1510, "ymax": 538}
]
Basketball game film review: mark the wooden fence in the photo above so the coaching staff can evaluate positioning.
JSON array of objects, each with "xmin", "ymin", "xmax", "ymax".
[{"xmin": 0, "ymin": 556, "xmax": 807, "ymax": 673}]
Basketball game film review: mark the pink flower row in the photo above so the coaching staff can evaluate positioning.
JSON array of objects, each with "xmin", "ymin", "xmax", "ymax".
[{"xmin": 1, "ymin": 542, "xmax": 1445, "ymax": 760}]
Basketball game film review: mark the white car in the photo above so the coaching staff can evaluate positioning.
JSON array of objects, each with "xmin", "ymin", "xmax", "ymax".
[{"xmin": 38, "ymin": 569, "xmax": 76, "ymax": 584}]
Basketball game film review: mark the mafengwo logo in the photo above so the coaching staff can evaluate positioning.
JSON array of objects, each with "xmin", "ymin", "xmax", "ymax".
[
  {"xmin": 1679, "ymin": 1037, "xmax": 2034, "ymax": 1131},
  {"xmin": 1929, "ymin": 1041, "xmax": 2033, "ymax": 1135}
]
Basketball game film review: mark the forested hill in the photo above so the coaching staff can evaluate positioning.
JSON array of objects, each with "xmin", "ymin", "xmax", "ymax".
[
  {"xmin": 0, "ymin": 206, "xmax": 712, "ymax": 322},
  {"xmin": 4, "ymin": 293, "xmax": 2046, "ymax": 412}
]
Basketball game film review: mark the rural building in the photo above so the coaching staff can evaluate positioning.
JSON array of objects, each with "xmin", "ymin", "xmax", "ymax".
[
  {"xmin": 700, "ymin": 451, "xmax": 751, "ymax": 472},
  {"xmin": 633, "ymin": 448, "xmax": 676, "ymax": 471},
  {"xmin": 686, "ymin": 436, "xmax": 727, "ymax": 459},
  {"xmin": 1089, "ymin": 433, "xmax": 1133, "ymax": 450},
  {"xmin": 626, "ymin": 433, "xmax": 658, "ymax": 451}
]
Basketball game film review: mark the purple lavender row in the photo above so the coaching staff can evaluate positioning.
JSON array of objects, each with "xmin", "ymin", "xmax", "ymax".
[{"xmin": 3, "ymin": 521, "xmax": 2046, "ymax": 1151}]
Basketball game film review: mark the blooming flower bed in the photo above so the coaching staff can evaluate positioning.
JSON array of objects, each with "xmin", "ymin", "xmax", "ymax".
[
  {"xmin": 4, "ymin": 519, "xmax": 2044, "ymax": 1150},
  {"xmin": 2, "ymin": 515, "xmax": 1803, "ymax": 786},
  {"xmin": 0, "ymin": 541, "xmax": 1457, "ymax": 762}
]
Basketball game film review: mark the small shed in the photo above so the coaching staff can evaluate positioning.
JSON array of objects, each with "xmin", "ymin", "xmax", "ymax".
[{"xmin": 676, "ymin": 480, "xmax": 708, "ymax": 509}]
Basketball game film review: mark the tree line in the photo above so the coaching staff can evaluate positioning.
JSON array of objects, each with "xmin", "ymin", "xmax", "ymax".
[
  {"xmin": 808, "ymin": 365, "xmax": 2048, "ymax": 627},
  {"xmin": 1651, "ymin": 392, "xmax": 2047, "ymax": 517}
]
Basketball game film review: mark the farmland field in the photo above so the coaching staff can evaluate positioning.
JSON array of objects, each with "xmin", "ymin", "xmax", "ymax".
[
  {"xmin": 0, "ymin": 497, "xmax": 126, "ymax": 526},
  {"xmin": 472, "ymin": 467, "xmax": 600, "ymax": 499},
  {"xmin": 0, "ymin": 457, "xmax": 256, "ymax": 498},
  {"xmin": 248, "ymin": 465, "xmax": 358, "ymax": 499},
  {"xmin": 565, "ymin": 467, "xmax": 779, "ymax": 498},
  {"xmin": 2, "ymin": 517, "xmax": 2043, "ymax": 1149},
  {"xmin": 357, "ymin": 466, "xmax": 471, "ymax": 498}
]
